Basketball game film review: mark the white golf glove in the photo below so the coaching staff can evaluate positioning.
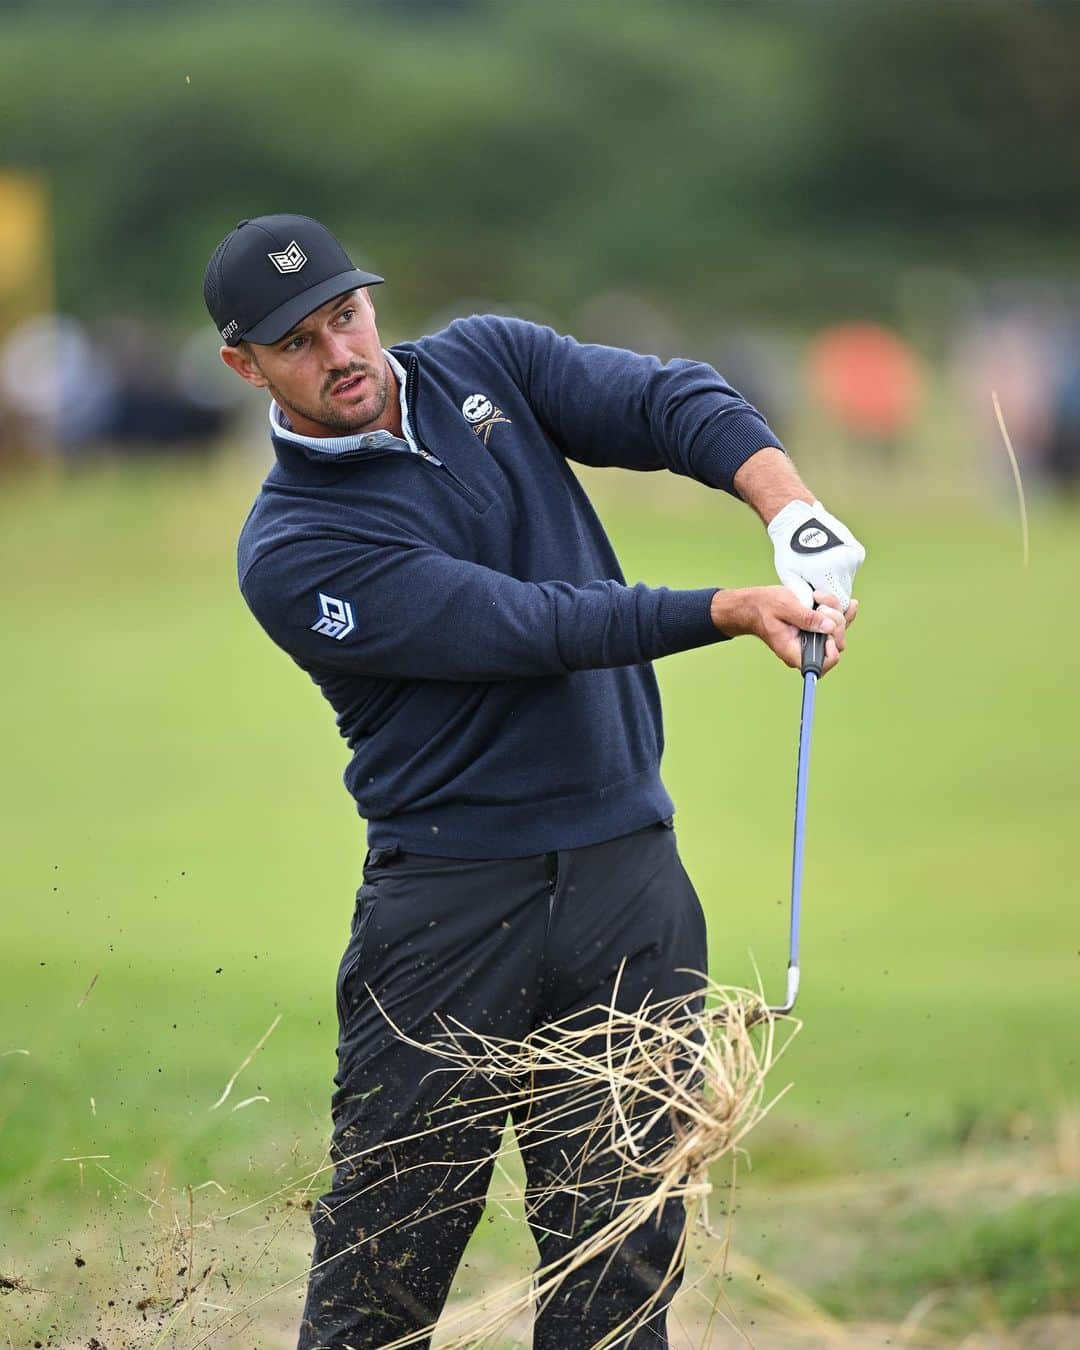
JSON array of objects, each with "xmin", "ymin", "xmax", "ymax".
[{"xmin": 767, "ymin": 499, "xmax": 865, "ymax": 611}]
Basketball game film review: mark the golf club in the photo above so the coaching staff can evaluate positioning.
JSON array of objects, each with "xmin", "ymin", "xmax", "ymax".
[{"xmin": 765, "ymin": 624, "xmax": 825, "ymax": 1018}]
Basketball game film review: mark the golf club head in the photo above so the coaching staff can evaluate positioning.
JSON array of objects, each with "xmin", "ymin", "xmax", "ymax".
[{"xmin": 766, "ymin": 963, "xmax": 800, "ymax": 1017}]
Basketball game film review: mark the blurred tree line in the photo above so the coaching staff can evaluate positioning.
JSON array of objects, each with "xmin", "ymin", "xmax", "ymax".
[{"xmin": 1, "ymin": 0, "xmax": 1078, "ymax": 334}]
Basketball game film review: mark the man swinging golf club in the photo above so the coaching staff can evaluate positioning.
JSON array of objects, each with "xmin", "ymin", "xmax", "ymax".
[{"xmin": 204, "ymin": 213, "xmax": 864, "ymax": 1348}]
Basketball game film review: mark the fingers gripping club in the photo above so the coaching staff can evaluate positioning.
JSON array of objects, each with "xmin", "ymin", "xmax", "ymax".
[{"xmin": 800, "ymin": 627, "xmax": 826, "ymax": 679}]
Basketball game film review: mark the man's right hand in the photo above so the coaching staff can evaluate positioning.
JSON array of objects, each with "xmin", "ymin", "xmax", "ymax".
[{"xmin": 709, "ymin": 586, "xmax": 855, "ymax": 675}]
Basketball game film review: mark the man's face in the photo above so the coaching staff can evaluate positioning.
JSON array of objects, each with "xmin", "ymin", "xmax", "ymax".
[{"xmin": 222, "ymin": 288, "xmax": 392, "ymax": 437}]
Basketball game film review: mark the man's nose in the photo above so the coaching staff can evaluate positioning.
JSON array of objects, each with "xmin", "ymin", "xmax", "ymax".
[{"xmin": 321, "ymin": 332, "xmax": 355, "ymax": 369}]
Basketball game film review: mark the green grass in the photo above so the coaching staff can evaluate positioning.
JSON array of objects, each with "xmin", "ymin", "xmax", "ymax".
[
  {"xmin": 819, "ymin": 1193, "xmax": 1080, "ymax": 1328},
  {"xmin": 1, "ymin": 452, "xmax": 1077, "ymax": 1343}
]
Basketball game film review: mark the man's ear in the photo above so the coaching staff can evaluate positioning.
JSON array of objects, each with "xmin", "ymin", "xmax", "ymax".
[{"xmin": 220, "ymin": 343, "xmax": 270, "ymax": 389}]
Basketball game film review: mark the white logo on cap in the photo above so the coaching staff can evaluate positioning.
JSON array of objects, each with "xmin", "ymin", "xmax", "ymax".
[{"xmin": 268, "ymin": 241, "xmax": 307, "ymax": 275}]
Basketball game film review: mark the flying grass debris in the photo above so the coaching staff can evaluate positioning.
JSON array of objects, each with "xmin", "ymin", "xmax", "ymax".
[
  {"xmin": 230, "ymin": 1094, "xmax": 270, "ymax": 1111},
  {"xmin": 77, "ymin": 971, "xmax": 100, "ymax": 1007},
  {"xmin": 334, "ymin": 972, "xmax": 797, "ymax": 1349},
  {"xmin": 0, "ymin": 1273, "xmax": 43, "ymax": 1295},
  {"xmin": 209, "ymin": 1013, "xmax": 281, "ymax": 1111},
  {"xmin": 361, "ymin": 977, "xmax": 793, "ymax": 1344},
  {"xmin": 180, "ymin": 973, "xmax": 796, "ymax": 1348},
  {"xmin": 991, "ymin": 390, "xmax": 1030, "ymax": 568}
]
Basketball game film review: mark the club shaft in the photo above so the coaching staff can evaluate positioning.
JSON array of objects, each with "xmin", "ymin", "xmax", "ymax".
[{"xmin": 789, "ymin": 670, "xmax": 818, "ymax": 968}]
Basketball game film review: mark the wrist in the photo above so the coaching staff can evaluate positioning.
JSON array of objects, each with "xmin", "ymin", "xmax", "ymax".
[
  {"xmin": 732, "ymin": 447, "xmax": 814, "ymax": 525},
  {"xmin": 709, "ymin": 587, "xmax": 756, "ymax": 638}
]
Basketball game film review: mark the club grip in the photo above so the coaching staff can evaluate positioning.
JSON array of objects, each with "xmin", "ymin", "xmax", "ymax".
[{"xmin": 800, "ymin": 628, "xmax": 826, "ymax": 677}]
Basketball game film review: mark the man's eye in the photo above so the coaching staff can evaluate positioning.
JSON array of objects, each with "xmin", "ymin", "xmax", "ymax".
[
  {"xmin": 283, "ymin": 336, "xmax": 306, "ymax": 353},
  {"xmin": 337, "ymin": 309, "xmax": 355, "ymax": 324}
]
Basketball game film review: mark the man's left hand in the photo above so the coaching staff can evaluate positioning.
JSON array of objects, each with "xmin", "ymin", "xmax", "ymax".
[{"xmin": 766, "ymin": 498, "xmax": 865, "ymax": 612}]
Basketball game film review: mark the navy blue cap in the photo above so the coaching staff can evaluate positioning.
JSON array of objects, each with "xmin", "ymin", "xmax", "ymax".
[{"xmin": 203, "ymin": 213, "xmax": 383, "ymax": 346}]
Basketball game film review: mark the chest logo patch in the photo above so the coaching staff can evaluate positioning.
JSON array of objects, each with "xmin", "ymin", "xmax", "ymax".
[
  {"xmin": 461, "ymin": 392, "xmax": 512, "ymax": 445},
  {"xmin": 311, "ymin": 592, "xmax": 355, "ymax": 640},
  {"xmin": 462, "ymin": 394, "xmax": 493, "ymax": 422}
]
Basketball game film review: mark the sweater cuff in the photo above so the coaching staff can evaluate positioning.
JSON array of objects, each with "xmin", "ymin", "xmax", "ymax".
[
  {"xmin": 656, "ymin": 587, "xmax": 730, "ymax": 655},
  {"xmin": 690, "ymin": 409, "xmax": 785, "ymax": 494}
]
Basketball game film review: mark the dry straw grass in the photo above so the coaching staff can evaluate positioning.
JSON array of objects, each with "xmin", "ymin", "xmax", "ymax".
[
  {"xmin": 170, "ymin": 967, "xmax": 799, "ymax": 1346},
  {"xmin": 308, "ymin": 966, "xmax": 801, "ymax": 1349},
  {"xmin": 3, "ymin": 972, "xmax": 798, "ymax": 1348}
]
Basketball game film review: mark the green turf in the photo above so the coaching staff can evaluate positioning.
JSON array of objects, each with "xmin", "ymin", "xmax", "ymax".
[
  {"xmin": 818, "ymin": 1192, "xmax": 1080, "ymax": 1329},
  {"xmin": 1, "ymin": 453, "xmax": 1077, "ymax": 1342}
]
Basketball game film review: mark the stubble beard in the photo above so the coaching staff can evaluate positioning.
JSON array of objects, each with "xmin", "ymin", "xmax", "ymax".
[{"xmin": 271, "ymin": 360, "xmax": 391, "ymax": 437}]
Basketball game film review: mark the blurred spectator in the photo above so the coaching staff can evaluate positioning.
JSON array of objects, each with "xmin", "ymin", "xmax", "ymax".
[
  {"xmin": 703, "ymin": 332, "xmax": 793, "ymax": 449},
  {"xmin": 0, "ymin": 313, "xmax": 240, "ymax": 465},
  {"xmin": 807, "ymin": 322, "xmax": 924, "ymax": 459},
  {"xmin": 1046, "ymin": 328, "xmax": 1080, "ymax": 494},
  {"xmin": 91, "ymin": 316, "xmax": 233, "ymax": 451},
  {"xmin": 0, "ymin": 315, "xmax": 117, "ymax": 459},
  {"xmin": 573, "ymin": 292, "xmax": 791, "ymax": 443},
  {"xmin": 574, "ymin": 291, "xmax": 683, "ymax": 362},
  {"xmin": 956, "ymin": 311, "xmax": 1058, "ymax": 493}
]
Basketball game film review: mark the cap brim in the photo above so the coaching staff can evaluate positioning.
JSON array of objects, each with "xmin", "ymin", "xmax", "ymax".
[{"xmin": 240, "ymin": 268, "xmax": 384, "ymax": 345}]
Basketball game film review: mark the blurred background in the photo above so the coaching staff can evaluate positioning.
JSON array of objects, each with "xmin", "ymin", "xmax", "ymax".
[{"xmin": 1, "ymin": 2, "xmax": 1078, "ymax": 1345}]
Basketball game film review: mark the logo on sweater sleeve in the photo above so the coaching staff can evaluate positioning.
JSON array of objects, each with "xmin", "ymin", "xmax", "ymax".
[{"xmin": 311, "ymin": 592, "xmax": 355, "ymax": 639}]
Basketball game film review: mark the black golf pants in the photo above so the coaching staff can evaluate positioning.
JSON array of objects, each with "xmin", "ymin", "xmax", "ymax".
[{"xmin": 297, "ymin": 820, "xmax": 709, "ymax": 1349}]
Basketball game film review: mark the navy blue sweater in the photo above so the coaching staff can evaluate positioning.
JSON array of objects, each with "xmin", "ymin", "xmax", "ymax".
[{"xmin": 238, "ymin": 315, "xmax": 783, "ymax": 858}]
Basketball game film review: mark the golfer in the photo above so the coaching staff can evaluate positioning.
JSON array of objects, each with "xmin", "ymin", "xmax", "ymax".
[{"xmin": 204, "ymin": 214, "xmax": 863, "ymax": 1348}]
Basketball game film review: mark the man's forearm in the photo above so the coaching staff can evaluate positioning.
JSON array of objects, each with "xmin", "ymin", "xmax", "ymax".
[{"xmin": 732, "ymin": 447, "xmax": 814, "ymax": 525}]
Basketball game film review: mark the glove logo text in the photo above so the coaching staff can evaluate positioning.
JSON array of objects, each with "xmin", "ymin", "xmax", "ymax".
[{"xmin": 791, "ymin": 518, "xmax": 842, "ymax": 554}]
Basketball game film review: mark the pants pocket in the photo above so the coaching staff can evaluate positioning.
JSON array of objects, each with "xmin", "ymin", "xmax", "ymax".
[{"xmin": 335, "ymin": 884, "xmax": 378, "ymax": 1025}]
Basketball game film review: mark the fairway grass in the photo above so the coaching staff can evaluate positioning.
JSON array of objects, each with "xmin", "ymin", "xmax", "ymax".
[{"xmin": 1, "ymin": 453, "xmax": 1077, "ymax": 1343}]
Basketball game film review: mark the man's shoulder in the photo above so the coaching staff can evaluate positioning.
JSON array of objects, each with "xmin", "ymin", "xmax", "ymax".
[
  {"xmin": 234, "ymin": 467, "xmax": 339, "ymax": 590},
  {"xmin": 395, "ymin": 313, "xmax": 549, "ymax": 372},
  {"xmin": 235, "ymin": 480, "xmax": 282, "ymax": 588}
]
